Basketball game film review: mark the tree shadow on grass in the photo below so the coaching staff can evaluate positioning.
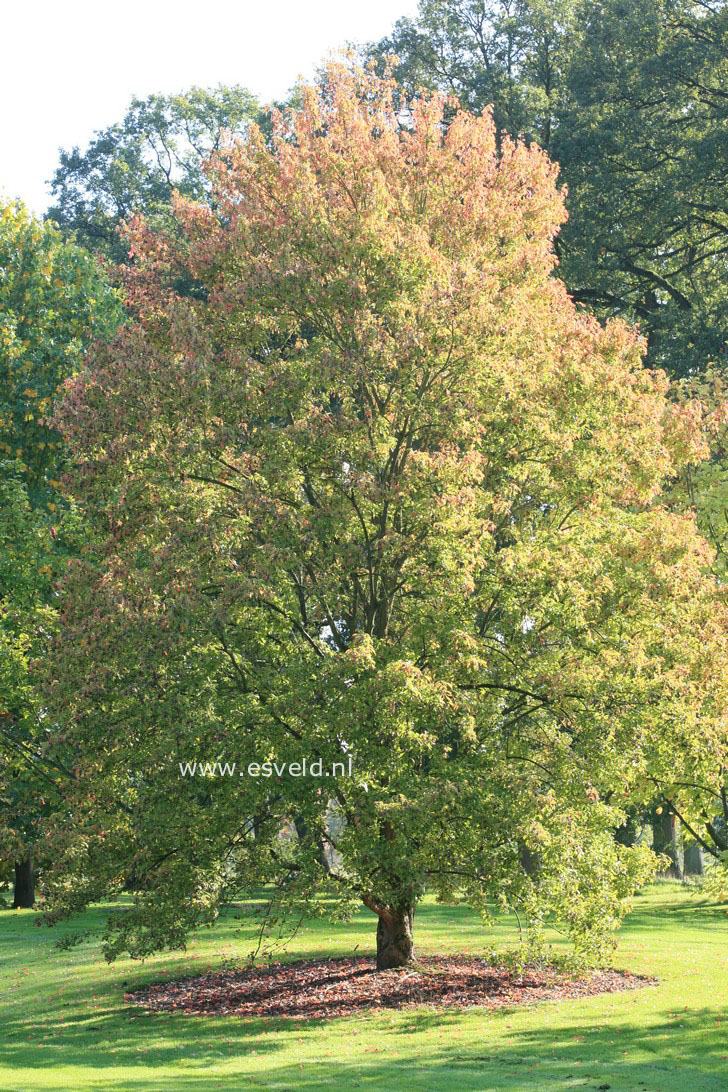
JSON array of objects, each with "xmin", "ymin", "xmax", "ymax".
[
  {"xmin": 621, "ymin": 902, "xmax": 728, "ymax": 933},
  {"xmin": 1, "ymin": 892, "xmax": 724, "ymax": 1089},
  {"xmin": 0, "ymin": 1007, "xmax": 299, "ymax": 1074},
  {"xmin": 93, "ymin": 1005, "xmax": 723, "ymax": 1091},
  {"xmin": 3, "ymin": 995, "xmax": 725, "ymax": 1091}
]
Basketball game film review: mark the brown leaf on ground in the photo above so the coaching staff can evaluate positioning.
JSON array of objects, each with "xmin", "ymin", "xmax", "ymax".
[{"xmin": 125, "ymin": 956, "xmax": 656, "ymax": 1021}]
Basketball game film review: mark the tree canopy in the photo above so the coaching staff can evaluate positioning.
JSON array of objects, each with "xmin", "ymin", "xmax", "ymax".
[
  {"xmin": 41, "ymin": 64, "xmax": 728, "ymax": 967},
  {"xmin": 0, "ymin": 200, "xmax": 119, "ymax": 905},
  {"xmin": 369, "ymin": 0, "xmax": 728, "ymax": 378},
  {"xmin": 0, "ymin": 200, "xmax": 120, "ymax": 501},
  {"xmin": 0, "ymin": 465, "xmax": 69, "ymax": 899},
  {"xmin": 47, "ymin": 85, "xmax": 260, "ymax": 262}
]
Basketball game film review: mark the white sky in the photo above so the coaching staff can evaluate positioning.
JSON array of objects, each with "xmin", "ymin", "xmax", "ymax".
[{"xmin": 0, "ymin": 0, "xmax": 418, "ymax": 215}]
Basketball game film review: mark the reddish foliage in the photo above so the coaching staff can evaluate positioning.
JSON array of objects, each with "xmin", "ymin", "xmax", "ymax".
[{"xmin": 126, "ymin": 956, "xmax": 655, "ymax": 1021}]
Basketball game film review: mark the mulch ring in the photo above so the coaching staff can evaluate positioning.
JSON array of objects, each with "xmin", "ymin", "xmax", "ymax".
[{"xmin": 125, "ymin": 956, "xmax": 656, "ymax": 1021}]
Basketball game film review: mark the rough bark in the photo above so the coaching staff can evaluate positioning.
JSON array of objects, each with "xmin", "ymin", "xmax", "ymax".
[
  {"xmin": 12, "ymin": 858, "xmax": 35, "ymax": 909},
  {"xmin": 376, "ymin": 904, "xmax": 415, "ymax": 970}
]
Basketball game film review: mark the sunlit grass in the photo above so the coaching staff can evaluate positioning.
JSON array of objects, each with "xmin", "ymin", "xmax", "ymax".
[{"xmin": 0, "ymin": 882, "xmax": 726, "ymax": 1089}]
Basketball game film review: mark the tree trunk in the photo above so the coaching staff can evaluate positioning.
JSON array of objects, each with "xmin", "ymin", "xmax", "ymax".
[
  {"xmin": 683, "ymin": 843, "xmax": 704, "ymax": 876},
  {"xmin": 293, "ymin": 815, "xmax": 330, "ymax": 871},
  {"xmin": 376, "ymin": 904, "xmax": 415, "ymax": 970},
  {"xmin": 653, "ymin": 811, "xmax": 683, "ymax": 879},
  {"xmin": 614, "ymin": 811, "xmax": 639, "ymax": 846},
  {"xmin": 12, "ymin": 858, "xmax": 35, "ymax": 909},
  {"xmin": 518, "ymin": 841, "xmax": 541, "ymax": 876}
]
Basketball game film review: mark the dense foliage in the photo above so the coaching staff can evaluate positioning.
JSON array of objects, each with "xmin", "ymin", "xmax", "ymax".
[
  {"xmin": 0, "ymin": 201, "xmax": 119, "ymax": 903},
  {"xmin": 47, "ymin": 86, "xmax": 260, "ymax": 262},
  {"xmin": 663, "ymin": 370, "xmax": 728, "ymax": 890},
  {"xmin": 370, "ymin": 0, "xmax": 728, "ymax": 378},
  {"xmin": 0, "ymin": 466, "xmax": 65, "ymax": 899},
  {"xmin": 42, "ymin": 65, "xmax": 727, "ymax": 968},
  {"xmin": 0, "ymin": 201, "xmax": 119, "ymax": 501}
]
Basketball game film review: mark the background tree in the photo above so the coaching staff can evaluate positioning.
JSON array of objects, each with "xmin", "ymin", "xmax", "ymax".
[
  {"xmin": 0, "ymin": 465, "xmax": 73, "ymax": 908},
  {"xmin": 555, "ymin": 0, "xmax": 728, "ymax": 377},
  {"xmin": 47, "ymin": 86, "xmax": 260, "ymax": 262},
  {"xmin": 44, "ymin": 65, "xmax": 726, "ymax": 969},
  {"xmin": 369, "ymin": 0, "xmax": 728, "ymax": 378},
  {"xmin": 371, "ymin": 0, "xmax": 576, "ymax": 143},
  {"xmin": 654, "ymin": 365, "xmax": 728, "ymax": 888},
  {"xmin": 0, "ymin": 200, "xmax": 119, "ymax": 906},
  {"xmin": 0, "ymin": 200, "xmax": 120, "ymax": 500}
]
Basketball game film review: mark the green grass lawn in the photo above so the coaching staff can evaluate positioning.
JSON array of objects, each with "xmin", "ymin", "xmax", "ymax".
[{"xmin": 0, "ymin": 882, "xmax": 726, "ymax": 1090}]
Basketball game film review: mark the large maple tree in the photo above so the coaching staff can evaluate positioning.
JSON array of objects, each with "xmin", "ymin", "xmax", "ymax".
[{"xmin": 45, "ymin": 64, "xmax": 727, "ymax": 968}]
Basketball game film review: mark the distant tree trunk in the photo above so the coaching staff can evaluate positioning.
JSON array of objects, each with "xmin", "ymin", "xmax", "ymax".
[
  {"xmin": 12, "ymin": 858, "xmax": 35, "ymax": 908},
  {"xmin": 653, "ymin": 811, "xmax": 683, "ymax": 879},
  {"xmin": 518, "ymin": 841, "xmax": 541, "ymax": 876},
  {"xmin": 615, "ymin": 812, "xmax": 639, "ymax": 846},
  {"xmin": 683, "ymin": 843, "xmax": 704, "ymax": 876},
  {"xmin": 376, "ymin": 903, "xmax": 415, "ymax": 970},
  {"xmin": 293, "ymin": 815, "xmax": 330, "ymax": 871}
]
